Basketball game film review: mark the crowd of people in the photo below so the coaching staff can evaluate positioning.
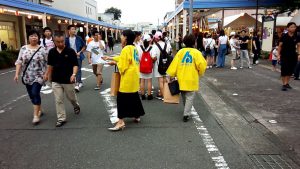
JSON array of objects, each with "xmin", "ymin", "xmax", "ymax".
[{"xmin": 13, "ymin": 21, "xmax": 299, "ymax": 130}]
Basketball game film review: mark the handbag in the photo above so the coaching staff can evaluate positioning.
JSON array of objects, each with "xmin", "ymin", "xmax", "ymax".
[
  {"xmin": 21, "ymin": 46, "xmax": 42, "ymax": 85},
  {"xmin": 168, "ymin": 79, "xmax": 180, "ymax": 95},
  {"xmin": 163, "ymin": 82, "xmax": 180, "ymax": 104},
  {"xmin": 110, "ymin": 66, "xmax": 120, "ymax": 96},
  {"xmin": 205, "ymin": 40, "xmax": 212, "ymax": 53}
]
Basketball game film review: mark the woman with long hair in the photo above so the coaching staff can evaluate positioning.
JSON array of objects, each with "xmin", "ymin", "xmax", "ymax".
[{"xmin": 216, "ymin": 30, "xmax": 228, "ymax": 68}]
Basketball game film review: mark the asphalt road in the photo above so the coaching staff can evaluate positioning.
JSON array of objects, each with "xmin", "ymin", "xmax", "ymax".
[{"xmin": 0, "ymin": 45, "xmax": 298, "ymax": 169}]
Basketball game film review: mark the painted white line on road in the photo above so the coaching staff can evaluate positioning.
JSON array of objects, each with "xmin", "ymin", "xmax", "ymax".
[
  {"xmin": 191, "ymin": 107, "xmax": 230, "ymax": 169},
  {"xmin": 0, "ymin": 74, "xmax": 94, "ymax": 114},
  {"xmin": 0, "ymin": 70, "xmax": 15, "ymax": 76},
  {"xmin": 100, "ymin": 88, "xmax": 119, "ymax": 124},
  {"xmin": 0, "ymin": 94, "xmax": 28, "ymax": 114},
  {"xmin": 81, "ymin": 68, "xmax": 93, "ymax": 73}
]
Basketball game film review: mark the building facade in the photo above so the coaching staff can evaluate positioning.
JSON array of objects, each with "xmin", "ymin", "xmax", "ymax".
[{"xmin": 52, "ymin": 0, "xmax": 98, "ymax": 20}]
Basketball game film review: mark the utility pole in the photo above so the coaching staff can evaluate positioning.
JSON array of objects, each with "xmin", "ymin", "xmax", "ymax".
[
  {"xmin": 255, "ymin": 0, "xmax": 258, "ymax": 32},
  {"xmin": 189, "ymin": 0, "xmax": 193, "ymax": 34}
]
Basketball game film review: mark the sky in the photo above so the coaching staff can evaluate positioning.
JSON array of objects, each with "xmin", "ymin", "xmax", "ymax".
[{"xmin": 96, "ymin": 0, "xmax": 175, "ymax": 25}]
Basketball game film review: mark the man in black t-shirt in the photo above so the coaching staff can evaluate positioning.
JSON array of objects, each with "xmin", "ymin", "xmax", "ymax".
[
  {"xmin": 252, "ymin": 32, "xmax": 261, "ymax": 65},
  {"xmin": 278, "ymin": 22, "xmax": 300, "ymax": 91},
  {"xmin": 45, "ymin": 32, "xmax": 81, "ymax": 127},
  {"xmin": 238, "ymin": 30, "xmax": 252, "ymax": 68}
]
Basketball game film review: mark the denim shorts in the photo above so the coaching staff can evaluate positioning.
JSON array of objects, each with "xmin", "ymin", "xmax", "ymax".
[{"xmin": 204, "ymin": 49, "xmax": 215, "ymax": 57}]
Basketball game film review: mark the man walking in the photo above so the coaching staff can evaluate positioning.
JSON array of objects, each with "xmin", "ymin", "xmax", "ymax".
[
  {"xmin": 278, "ymin": 22, "xmax": 300, "ymax": 91},
  {"xmin": 65, "ymin": 25, "xmax": 86, "ymax": 92},
  {"xmin": 87, "ymin": 30, "xmax": 106, "ymax": 90},
  {"xmin": 46, "ymin": 33, "xmax": 81, "ymax": 127}
]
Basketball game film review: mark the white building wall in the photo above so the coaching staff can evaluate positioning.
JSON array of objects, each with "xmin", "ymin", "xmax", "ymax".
[{"xmin": 52, "ymin": 0, "xmax": 98, "ymax": 20}]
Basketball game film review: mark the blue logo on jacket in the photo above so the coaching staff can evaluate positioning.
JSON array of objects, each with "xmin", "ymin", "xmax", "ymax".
[
  {"xmin": 134, "ymin": 49, "xmax": 139, "ymax": 63},
  {"xmin": 181, "ymin": 51, "xmax": 192, "ymax": 63}
]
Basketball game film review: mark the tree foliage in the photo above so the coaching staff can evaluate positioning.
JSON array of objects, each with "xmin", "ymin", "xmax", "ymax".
[{"xmin": 105, "ymin": 7, "xmax": 122, "ymax": 20}]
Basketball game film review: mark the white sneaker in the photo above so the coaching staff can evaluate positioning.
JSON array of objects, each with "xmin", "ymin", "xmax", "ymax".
[
  {"xmin": 79, "ymin": 83, "xmax": 83, "ymax": 88},
  {"xmin": 255, "ymin": 60, "xmax": 259, "ymax": 64},
  {"xmin": 32, "ymin": 116, "xmax": 40, "ymax": 125},
  {"xmin": 206, "ymin": 66, "xmax": 210, "ymax": 69},
  {"xmin": 239, "ymin": 67, "xmax": 243, "ymax": 69},
  {"xmin": 209, "ymin": 66, "xmax": 213, "ymax": 68},
  {"xmin": 231, "ymin": 67, "xmax": 237, "ymax": 70},
  {"xmin": 75, "ymin": 86, "xmax": 80, "ymax": 92},
  {"xmin": 248, "ymin": 66, "xmax": 252, "ymax": 69}
]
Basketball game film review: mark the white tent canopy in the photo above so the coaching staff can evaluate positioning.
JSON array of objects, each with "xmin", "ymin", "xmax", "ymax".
[
  {"xmin": 276, "ymin": 17, "xmax": 293, "ymax": 26},
  {"xmin": 290, "ymin": 12, "xmax": 300, "ymax": 25}
]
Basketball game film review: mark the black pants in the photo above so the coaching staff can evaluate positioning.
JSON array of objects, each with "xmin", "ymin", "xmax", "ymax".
[
  {"xmin": 253, "ymin": 50, "xmax": 260, "ymax": 64},
  {"xmin": 294, "ymin": 61, "xmax": 300, "ymax": 78}
]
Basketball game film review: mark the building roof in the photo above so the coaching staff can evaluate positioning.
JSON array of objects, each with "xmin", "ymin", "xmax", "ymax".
[
  {"xmin": 224, "ymin": 13, "xmax": 262, "ymax": 28},
  {"xmin": 0, "ymin": 0, "xmax": 124, "ymax": 29},
  {"xmin": 166, "ymin": 0, "xmax": 284, "ymax": 24}
]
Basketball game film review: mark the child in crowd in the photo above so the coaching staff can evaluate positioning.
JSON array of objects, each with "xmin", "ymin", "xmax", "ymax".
[{"xmin": 271, "ymin": 45, "xmax": 279, "ymax": 72}]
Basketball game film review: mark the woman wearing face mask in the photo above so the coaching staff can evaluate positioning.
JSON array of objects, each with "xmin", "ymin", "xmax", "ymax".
[
  {"xmin": 103, "ymin": 30, "xmax": 145, "ymax": 131},
  {"xmin": 14, "ymin": 30, "xmax": 48, "ymax": 125}
]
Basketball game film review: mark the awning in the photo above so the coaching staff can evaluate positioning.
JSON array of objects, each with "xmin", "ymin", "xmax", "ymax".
[
  {"xmin": 0, "ymin": 0, "xmax": 124, "ymax": 30},
  {"xmin": 166, "ymin": 0, "xmax": 284, "ymax": 24}
]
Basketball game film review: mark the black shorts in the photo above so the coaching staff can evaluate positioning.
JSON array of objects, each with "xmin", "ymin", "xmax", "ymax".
[{"xmin": 281, "ymin": 59, "xmax": 297, "ymax": 76}]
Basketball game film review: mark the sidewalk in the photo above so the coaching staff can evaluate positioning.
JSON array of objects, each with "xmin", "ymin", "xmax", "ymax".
[{"xmin": 202, "ymin": 54, "xmax": 300, "ymax": 165}]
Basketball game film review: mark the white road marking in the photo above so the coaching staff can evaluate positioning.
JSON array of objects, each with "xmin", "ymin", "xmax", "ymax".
[
  {"xmin": 0, "ymin": 70, "xmax": 15, "ymax": 76},
  {"xmin": 191, "ymin": 107, "xmax": 230, "ymax": 169},
  {"xmin": 0, "ymin": 74, "xmax": 94, "ymax": 114},
  {"xmin": 100, "ymin": 88, "xmax": 119, "ymax": 124},
  {"xmin": 81, "ymin": 68, "xmax": 93, "ymax": 73},
  {"xmin": 0, "ymin": 94, "xmax": 28, "ymax": 114},
  {"xmin": 0, "ymin": 110, "xmax": 5, "ymax": 114}
]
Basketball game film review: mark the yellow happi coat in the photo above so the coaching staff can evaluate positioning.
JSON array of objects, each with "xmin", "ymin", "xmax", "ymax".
[
  {"xmin": 167, "ymin": 48, "xmax": 207, "ymax": 91},
  {"xmin": 113, "ymin": 45, "xmax": 140, "ymax": 93}
]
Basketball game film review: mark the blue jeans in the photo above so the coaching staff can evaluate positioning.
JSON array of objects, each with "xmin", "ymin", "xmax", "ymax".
[
  {"xmin": 294, "ymin": 61, "xmax": 300, "ymax": 78},
  {"xmin": 25, "ymin": 82, "xmax": 42, "ymax": 105},
  {"xmin": 76, "ymin": 59, "xmax": 82, "ymax": 83},
  {"xmin": 217, "ymin": 44, "xmax": 227, "ymax": 67}
]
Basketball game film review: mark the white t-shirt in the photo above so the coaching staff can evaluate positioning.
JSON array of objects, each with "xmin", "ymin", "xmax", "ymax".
[
  {"xmin": 272, "ymin": 49, "xmax": 278, "ymax": 60},
  {"xmin": 87, "ymin": 40, "xmax": 106, "ymax": 64},
  {"xmin": 229, "ymin": 38, "xmax": 239, "ymax": 52},
  {"xmin": 151, "ymin": 41, "xmax": 172, "ymax": 77},
  {"xmin": 204, "ymin": 38, "xmax": 215, "ymax": 49},
  {"xmin": 69, "ymin": 36, "xmax": 77, "ymax": 53},
  {"xmin": 219, "ymin": 35, "xmax": 228, "ymax": 45},
  {"xmin": 151, "ymin": 41, "xmax": 171, "ymax": 59},
  {"xmin": 41, "ymin": 37, "xmax": 55, "ymax": 54}
]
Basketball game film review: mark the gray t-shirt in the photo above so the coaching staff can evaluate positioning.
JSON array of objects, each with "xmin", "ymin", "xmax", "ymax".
[{"xmin": 69, "ymin": 36, "xmax": 77, "ymax": 53}]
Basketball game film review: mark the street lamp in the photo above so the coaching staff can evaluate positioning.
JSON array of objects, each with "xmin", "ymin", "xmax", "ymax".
[{"xmin": 189, "ymin": 0, "xmax": 193, "ymax": 34}]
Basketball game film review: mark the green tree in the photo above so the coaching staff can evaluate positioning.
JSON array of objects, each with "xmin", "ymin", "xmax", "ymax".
[{"xmin": 105, "ymin": 7, "xmax": 122, "ymax": 20}]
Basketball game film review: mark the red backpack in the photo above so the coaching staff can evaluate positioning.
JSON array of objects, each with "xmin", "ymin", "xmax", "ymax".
[{"xmin": 140, "ymin": 45, "xmax": 153, "ymax": 74}]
